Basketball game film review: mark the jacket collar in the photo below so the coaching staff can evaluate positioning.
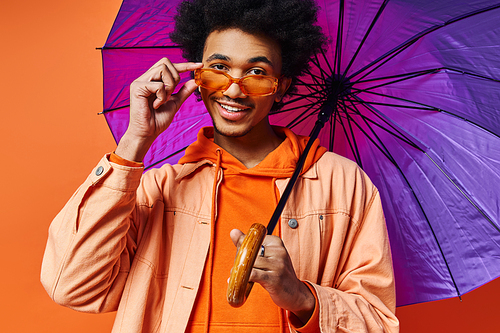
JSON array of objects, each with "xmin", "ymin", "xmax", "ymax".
[
  {"xmin": 175, "ymin": 155, "xmax": 321, "ymax": 181},
  {"xmin": 175, "ymin": 159, "xmax": 215, "ymax": 181}
]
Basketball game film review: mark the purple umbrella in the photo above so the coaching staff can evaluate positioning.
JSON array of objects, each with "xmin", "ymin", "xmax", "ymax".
[{"xmin": 101, "ymin": 0, "xmax": 500, "ymax": 306}]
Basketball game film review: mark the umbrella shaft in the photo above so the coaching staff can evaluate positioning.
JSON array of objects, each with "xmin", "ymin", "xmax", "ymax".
[{"xmin": 266, "ymin": 96, "xmax": 337, "ymax": 235}]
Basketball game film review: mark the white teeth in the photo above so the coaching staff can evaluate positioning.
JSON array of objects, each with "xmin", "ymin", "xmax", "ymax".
[{"xmin": 220, "ymin": 103, "xmax": 244, "ymax": 112}]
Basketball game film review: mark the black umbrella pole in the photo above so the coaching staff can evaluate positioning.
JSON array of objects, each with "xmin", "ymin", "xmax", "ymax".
[
  {"xmin": 227, "ymin": 96, "xmax": 337, "ymax": 307},
  {"xmin": 266, "ymin": 96, "xmax": 337, "ymax": 235}
]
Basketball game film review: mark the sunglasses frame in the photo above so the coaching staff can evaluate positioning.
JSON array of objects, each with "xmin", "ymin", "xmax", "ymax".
[{"xmin": 194, "ymin": 68, "xmax": 281, "ymax": 96}]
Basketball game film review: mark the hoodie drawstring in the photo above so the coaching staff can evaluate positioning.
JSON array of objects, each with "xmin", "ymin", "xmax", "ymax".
[
  {"xmin": 272, "ymin": 177, "xmax": 287, "ymax": 333},
  {"xmin": 204, "ymin": 148, "xmax": 223, "ymax": 333}
]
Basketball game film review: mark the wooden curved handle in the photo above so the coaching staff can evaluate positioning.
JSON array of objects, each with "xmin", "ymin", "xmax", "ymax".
[{"xmin": 226, "ymin": 223, "xmax": 267, "ymax": 307}]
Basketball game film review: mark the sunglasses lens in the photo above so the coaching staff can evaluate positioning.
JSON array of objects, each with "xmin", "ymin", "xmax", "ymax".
[
  {"xmin": 198, "ymin": 70, "xmax": 230, "ymax": 90},
  {"xmin": 241, "ymin": 76, "xmax": 276, "ymax": 95}
]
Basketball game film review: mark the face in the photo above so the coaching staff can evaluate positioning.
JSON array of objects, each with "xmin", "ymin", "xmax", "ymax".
[{"xmin": 200, "ymin": 28, "xmax": 290, "ymax": 139}]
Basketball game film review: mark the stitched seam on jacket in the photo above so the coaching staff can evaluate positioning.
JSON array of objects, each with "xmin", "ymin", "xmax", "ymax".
[
  {"xmin": 117, "ymin": 255, "xmax": 154, "ymax": 331},
  {"xmin": 51, "ymin": 180, "xmax": 94, "ymax": 301},
  {"xmin": 98, "ymin": 183, "xmax": 139, "ymax": 192},
  {"xmin": 162, "ymin": 217, "xmax": 199, "ymax": 329},
  {"xmin": 164, "ymin": 206, "xmax": 211, "ymax": 220},
  {"xmin": 282, "ymin": 209, "xmax": 351, "ymax": 220},
  {"xmin": 354, "ymin": 187, "xmax": 378, "ymax": 232}
]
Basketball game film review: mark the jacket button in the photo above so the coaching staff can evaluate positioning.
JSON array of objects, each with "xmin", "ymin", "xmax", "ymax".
[
  {"xmin": 95, "ymin": 166, "xmax": 104, "ymax": 176},
  {"xmin": 288, "ymin": 219, "xmax": 298, "ymax": 229}
]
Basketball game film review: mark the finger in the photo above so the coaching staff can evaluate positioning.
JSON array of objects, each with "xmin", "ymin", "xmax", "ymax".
[
  {"xmin": 252, "ymin": 236, "xmax": 287, "ymax": 267},
  {"xmin": 140, "ymin": 59, "xmax": 178, "ymax": 89},
  {"xmin": 155, "ymin": 62, "xmax": 202, "ymax": 107},
  {"xmin": 149, "ymin": 63, "xmax": 180, "ymax": 108},
  {"xmin": 164, "ymin": 80, "xmax": 199, "ymax": 110},
  {"xmin": 260, "ymin": 235, "xmax": 283, "ymax": 252},
  {"xmin": 131, "ymin": 81, "xmax": 166, "ymax": 103},
  {"xmin": 143, "ymin": 59, "xmax": 202, "ymax": 81},
  {"xmin": 230, "ymin": 229, "xmax": 245, "ymax": 247},
  {"xmin": 172, "ymin": 61, "xmax": 203, "ymax": 73}
]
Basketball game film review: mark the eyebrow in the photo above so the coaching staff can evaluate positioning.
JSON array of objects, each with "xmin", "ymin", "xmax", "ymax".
[
  {"xmin": 205, "ymin": 53, "xmax": 230, "ymax": 62},
  {"xmin": 205, "ymin": 53, "xmax": 275, "ymax": 68},
  {"xmin": 248, "ymin": 56, "xmax": 274, "ymax": 67}
]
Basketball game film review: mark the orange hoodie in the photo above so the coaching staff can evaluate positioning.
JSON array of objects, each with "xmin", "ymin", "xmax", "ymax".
[{"xmin": 179, "ymin": 127, "xmax": 326, "ymax": 333}]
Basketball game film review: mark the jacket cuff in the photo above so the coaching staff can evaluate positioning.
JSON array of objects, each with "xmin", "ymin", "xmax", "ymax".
[
  {"xmin": 109, "ymin": 152, "xmax": 145, "ymax": 167},
  {"xmin": 88, "ymin": 154, "xmax": 144, "ymax": 192},
  {"xmin": 287, "ymin": 281, "xmax": 320, "ymax": 332}
]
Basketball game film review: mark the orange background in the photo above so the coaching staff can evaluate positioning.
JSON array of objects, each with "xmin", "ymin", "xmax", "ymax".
[{"xmin": 0, "ymin": 1, "xmax": 499, "ymax": 332}]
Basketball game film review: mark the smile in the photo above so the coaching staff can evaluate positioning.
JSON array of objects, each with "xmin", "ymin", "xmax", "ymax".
[{"xmin": 218, "ymin": 102, "xmax": 247, "ymax": 112}]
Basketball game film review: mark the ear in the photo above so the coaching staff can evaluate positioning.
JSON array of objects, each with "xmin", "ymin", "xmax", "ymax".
[{"xmin": 275, "ymin": 77, "xmax": 292, "ymax": 102}]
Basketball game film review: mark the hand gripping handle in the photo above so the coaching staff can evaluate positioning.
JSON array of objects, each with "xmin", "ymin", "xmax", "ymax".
[{"xmin": 226, "ymin": 223, "xmax": 267, "ymax": 307}]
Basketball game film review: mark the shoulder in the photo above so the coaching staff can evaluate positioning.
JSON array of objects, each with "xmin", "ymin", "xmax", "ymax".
[
  {"xmin": 316, "ymin": 152, "xmax": 369, "ymax": 180},
  {"xmin": 317, "ymin": 151, "xmax": 359, "ymax": 169},
  {"xmin": 137, "ymin": 160, "xmax": 214, "ymax": 201},
  {"xmin": 313, "ymin": 151, "xmax": 378, "ymax": 197}
]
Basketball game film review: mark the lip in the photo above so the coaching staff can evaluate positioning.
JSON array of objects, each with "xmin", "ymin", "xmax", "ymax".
[{"xmin": 216, "ymin": 100, "xmax": 251, "ymax": 121}]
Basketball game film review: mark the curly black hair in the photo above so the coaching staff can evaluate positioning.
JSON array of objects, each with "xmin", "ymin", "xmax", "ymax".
[{"xmin": 170, "ymin": 0, "xmax": 326, "ymax": 111}]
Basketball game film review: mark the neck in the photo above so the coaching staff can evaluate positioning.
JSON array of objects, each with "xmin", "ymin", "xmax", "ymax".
[{"xmin": 214, "ymin": 122, "xmax": 284, "ymax": 168}]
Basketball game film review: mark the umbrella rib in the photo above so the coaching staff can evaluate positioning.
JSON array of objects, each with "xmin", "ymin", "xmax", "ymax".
[
  {"xmin": 100, "ymin": 45, "xmax": 181, "ymax": 50},
  {"xmin": 342, "ymin": 0, "xmax": 390, "ymax": 77},
  {"xmin": 358, "ymin": 113, "xmax": 420, "ymax": 151},
  {"xmin": 288, "ymin": 108, "xmax": 321, "ymax": 129},
  {"xmin": 356, "ymin": 38, "xmax": 418, "ymax": 82},
  {"xmin": 289, "ymin": 82, "xmax": 325, "ymax": 97},
  {"xmin": 271, "ymin": 101, "xmax": 321, "ymax": 115},
  {"xmin": 329, "ymin": 108, "xmax": 338, "ymax": 152},
  {"xmin": 287, "ymin": 84, "xmax": 329, "ymax": 98},
  {"xmin": 304, "ymin": 59, "xmax": 328, "ymax": 83},
  {"xmin": 357, "ymin": 67, "xmax": 500, "ymax": 86},
  {"xmin": 343, "ymin": 101, "xmax": 462, "ymax": 299},
  {"xmin": 283, "ymin": 100, "xmax": 322, "ymax": 129},
  {"xmin": 334, "ymin": 0, "xmax": 345, "ymax": 74},
  {"xmin": 275, "ymin": 96, "xmax": 323, "ymax": 112},
  {"xmin": 442, "ymin": 66, "xmax": 500, "ymax": 83},
  {"xmin": 353, "ymin": 100, "xmax": 437, "ymax": 111},
  {"xmin": 354, "ymin": 68, "xmax": 439, "ymax": 85},
  {"xmin": 348, "ymin": 3, "xmax": 500, "ymax": 80},
  {"xmin": 351, "ymin": 86, "xmax": 440, "ymax": 111},
  {"xmin": 310, "ymin": 52, "xmax": 333, "ymax": 81},
  {"xmin": 354, "ymin": 88, "xmax": 500, "ymax": 142},
  {"xmin": 99, "ymin": 104, "xmax": 129, "ymax": 115},
  {"xmin": 319, "ymin": 43, "xmax": 335, "ymax": 78},
  {"xmin": 341, "ymin": 99, "xmax": 364, "ymax": 167},
  {"xmin": 336, "ymin": 102, "xmax": 363, "ymax": 166},
  {"xmin": 424, "ymin": 153, "xmax": 500, "ymax": 234},
  {"xmin": 343, "ymin": 102, "xmax": 404, "ymax": 163},
  {"xmin": 353, "ymin": 69, "xmax": 440, "ymax": 92},
  {"xmin": 350, "ymin": 95, "xmax": 423, "ymax": 151}
]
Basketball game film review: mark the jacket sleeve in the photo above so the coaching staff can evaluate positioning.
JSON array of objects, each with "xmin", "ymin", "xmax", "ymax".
[
  {"xmin": 308, "ymin": 187, "xmax": 399, "ymax": 332},
  {"xmin": 313, "ymin": 187, "xmax": 399, "ymax": 333},
  {"xmin": 40, "ymin": 155, "xmax": 146, "ymax": 313}
]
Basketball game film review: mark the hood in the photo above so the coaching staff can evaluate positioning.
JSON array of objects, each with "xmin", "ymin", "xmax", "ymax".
[{"xmin": 179, "ymin": 126, "xmax": 327, "ymax": 178}]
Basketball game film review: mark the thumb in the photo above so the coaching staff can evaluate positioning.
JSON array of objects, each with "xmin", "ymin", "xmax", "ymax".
[
  {"xmin": 168, "ymin": 79, "xmax": 198, "ymax": 109},
  {"xmin": 230, "ymin": 229, "xmax": 245, "ymax": 247}
]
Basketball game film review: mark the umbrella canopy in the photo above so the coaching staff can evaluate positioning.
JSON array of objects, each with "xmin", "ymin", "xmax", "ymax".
[{"xmin": 101, "ymin": 0, "xmax": 500, "ymax": 306}]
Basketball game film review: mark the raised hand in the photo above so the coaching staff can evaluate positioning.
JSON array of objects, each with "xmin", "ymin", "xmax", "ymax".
[{"xmin": 115, "ymin": 58, "xmax": 202, "ymax": 162}]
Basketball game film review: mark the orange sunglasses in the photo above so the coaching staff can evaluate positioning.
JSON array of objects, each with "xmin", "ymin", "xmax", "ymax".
[{"xmin": 194, "ymin": 68, "xmax": 280, "ymax": 96}]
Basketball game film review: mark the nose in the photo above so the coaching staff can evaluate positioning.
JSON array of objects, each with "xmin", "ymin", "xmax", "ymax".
[{"xmin": 223, "ymin": 82, "xmax": 247, "ymax": 99}]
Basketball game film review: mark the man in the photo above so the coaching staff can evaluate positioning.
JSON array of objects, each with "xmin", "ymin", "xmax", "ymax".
[{"xmin": 41, "ymin": 0, "xmax": 399, "ymax": 332}]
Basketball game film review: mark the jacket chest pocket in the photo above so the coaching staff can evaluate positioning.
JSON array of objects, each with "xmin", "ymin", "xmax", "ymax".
[{"xmin": 280, "ymin": 213, "xmax": 322, "ymax": 282}]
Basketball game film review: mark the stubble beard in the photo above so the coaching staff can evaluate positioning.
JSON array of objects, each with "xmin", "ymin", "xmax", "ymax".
[{"xmin": 212, "ymin": 119, "xmax": 254, "ymax": 138}]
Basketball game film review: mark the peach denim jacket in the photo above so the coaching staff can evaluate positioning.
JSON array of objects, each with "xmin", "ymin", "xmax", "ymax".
[{"xmin": 41, "ymin": 152, "xmax": 399, "ymax": 333}]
